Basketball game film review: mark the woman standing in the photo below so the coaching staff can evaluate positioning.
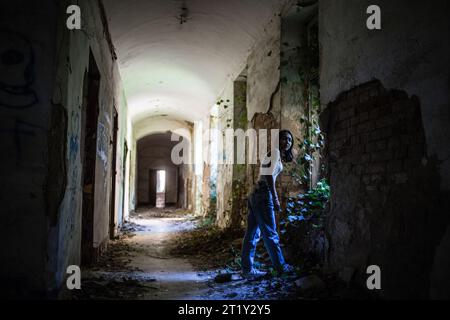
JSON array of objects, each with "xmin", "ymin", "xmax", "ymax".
[{"xmin": 241, "ymin": 130, "xmax": 295, "ymax": 278}]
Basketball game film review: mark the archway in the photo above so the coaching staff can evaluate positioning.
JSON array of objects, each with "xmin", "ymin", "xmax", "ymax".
[{"xmin": 136, "ymin": 131, "xmax": 191, "ymax": 210}]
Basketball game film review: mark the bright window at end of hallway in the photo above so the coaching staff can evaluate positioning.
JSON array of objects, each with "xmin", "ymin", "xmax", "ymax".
[{"xmin": 157, "ymin": 170, "xmax": 166, "ymax": 193}]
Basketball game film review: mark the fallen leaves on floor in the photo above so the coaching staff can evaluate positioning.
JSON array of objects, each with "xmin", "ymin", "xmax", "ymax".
[
  {"xmin": 167, "ymin": 219, "xmax": 376, "ymax": 300},
  {"xmin": 169, "ymin": 223, "xmax": 244, "ymax": 270},
  {"xmin": 67, "ymin": 211, "xmax": 375, "ymax": 300},
  {"xmin": 168, "ymin": 222, "xmax": 307, "ymax": 299}
]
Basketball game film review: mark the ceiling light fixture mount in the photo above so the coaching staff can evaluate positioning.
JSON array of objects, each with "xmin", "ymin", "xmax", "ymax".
[{"xmin": 176, "ymin": 2, "xmax": 191, "ymax": 25}]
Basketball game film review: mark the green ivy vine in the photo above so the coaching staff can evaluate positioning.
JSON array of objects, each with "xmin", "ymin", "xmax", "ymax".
[{"xmin": 284, "ymin": 21, "xmax": 324, "ymax": 189}]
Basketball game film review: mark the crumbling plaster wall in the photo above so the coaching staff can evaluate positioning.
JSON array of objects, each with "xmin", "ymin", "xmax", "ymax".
[
  {"xmin": 128, "ymin": 137, "xmax": 137, "ymax": 216},
  {"xmin": 112, "ymin": 90, "xmax": 130, "ymax": 234},
  {"xmin": 246, "ymin": 6, "xmax": 317, "ymax": 204},
  {"xmin": 319, "ymin": 0, "xmax": 450, "ymax": 298},
  {"xmin": 215, "ymin": 81, "xmax": 235, "ymax": 228},
  {"xmin": 245, "ymin": 14, "xmax": 283, "ymax": 206},
  {"xmin": 246, "ymin": 15, "xmax": 282, "ymax": 123},
  {"xmin": 279, "ymin": 4, "xmax": 319, "ymax": 195},
  {"xmin": 48, "ymin": 0, "xmax": 128, "ymax": 293},
  {"xmin": 200, "ymin": 112, "xmax": 213, "ymax": 217},
  {"xmin": 214, "ymin": 3, "xmax": 313, "ymax": 228},
  {"xmin": 231, "ymin": 79, "xmax": 248, "ymax": 228}
]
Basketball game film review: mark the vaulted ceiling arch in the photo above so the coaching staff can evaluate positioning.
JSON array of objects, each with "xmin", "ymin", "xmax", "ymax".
[{"xmin": 103, "ymin": 0, "xmax": 290, "ymax": 123}]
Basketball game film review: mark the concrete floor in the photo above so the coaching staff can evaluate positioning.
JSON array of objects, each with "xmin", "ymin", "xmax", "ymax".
[
  {"xmin": 126, "ymin": 212, "xmax": 211, "ymax": 300},
  {"xmin": 74, "ymin": 208, "xmax": 303, "ymax": 300}
]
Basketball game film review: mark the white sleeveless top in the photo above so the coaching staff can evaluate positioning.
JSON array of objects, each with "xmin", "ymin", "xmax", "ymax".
[{"xmin": 259, "ymin": 148, "xmax": 283, "ymax": 181}]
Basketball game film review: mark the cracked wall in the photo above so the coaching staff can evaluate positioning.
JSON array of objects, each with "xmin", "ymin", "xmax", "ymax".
[
  {"xmin": 322, "ymin": 80, "xmax": 449, "ymax": 298},
  {"xmin": 214, "ymin": 3, "xmax": 315, "ymax": 228},
  {"xmin": 213, "ymin": 2, "xmax": 318, "ymax": 228},
  {"xmin": 319, "ymin": 0, "xmax": 450, "ymax": 298}
]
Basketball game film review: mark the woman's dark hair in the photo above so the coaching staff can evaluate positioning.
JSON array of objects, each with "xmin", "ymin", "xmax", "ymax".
[{"xmin": 279, "ymin": 129, "xmax": 294, "ymax": 163}]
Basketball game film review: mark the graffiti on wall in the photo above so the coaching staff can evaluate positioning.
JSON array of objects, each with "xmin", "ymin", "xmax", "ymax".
[
  {"xmin": 66, "ymin": 109, "xmax": 81, "ymax": 234},
  {"xmin": 69, "ymin": 110, "xmax": 80, "ymax": 161},
  {"xmin": 97, "ymin": 121, "xmax": 109, "ymax": 171},
  {"xmin": 0, "ymin": 117, "xmax": 44, "ymax": 166},
  {"xmin": 0, "ymin": 31, "xmax": 44, "ymax": 167},
  {"xmin": 0, "ymin": 30, "xmax": 38, "ymax": 109}
]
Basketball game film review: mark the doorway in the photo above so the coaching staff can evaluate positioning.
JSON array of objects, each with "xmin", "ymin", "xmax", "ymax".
[
  {"xmin": 120, "ymin": 141, "xmax": 128, "ymax": 225},
  {"xmin": 80, "ymin": 50, "xmax": 100, "ymax": 266},
  {"xmin": 136, "ymin": 133, "xmax": 187, "ymax": 208},
  {"xmin": 156, "ymin": 170, "xmax": 166, "ymax": 208},
  {"xmin": 148, "ymin": 169, "xmax": 157, "ymax": 207},
  {"xmin": 148, "ymin": 169, "xmax": 166, "ymax": 208},
  {"xmin": 109, "ymin": 109, "xmax": 119, "ymax": 239}
]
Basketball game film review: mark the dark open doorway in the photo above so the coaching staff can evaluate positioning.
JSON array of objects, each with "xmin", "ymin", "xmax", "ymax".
[
  {"xmin": 136, "ymin": 133, "xmax": 187, "ymax": 209},
  {"xmin": 109, "ymin": 108, "xmax": 119, "ymax": 239},
  {"xmin": 148, "ymin": 169, "xmax": 157, "ymax": 207},
  {"xmin": 120, "ymin": 141, "xmax": 128, "ymax": 226},
  {"xmin": 80, "ymin": 50, "xmax": 101, "ymax": 266}
]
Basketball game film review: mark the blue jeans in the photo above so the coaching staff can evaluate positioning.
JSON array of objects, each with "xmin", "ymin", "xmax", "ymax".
[{"xmin": 241, "ymin": 180, "xmax": 286, "ymax": 273}]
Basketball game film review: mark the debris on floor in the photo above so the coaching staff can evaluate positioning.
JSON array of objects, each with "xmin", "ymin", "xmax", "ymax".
[
  {"xmin": 169, "ymin": 223, "xmax": 244, "ymax": 270},
  {"xmin": 168, "ymin": 216, "xmax": 376, "ymax": 300},
  {"xmin": 69, "ymin": 220, "xmax": 158, "ymax": 300},
  {"xmin": 91, "ymin": 237, "xmax": 143, "ymax": 272},
  {"xmin": 168, "ymin": 220, "xmax": 308, "ymax": 299},
  {"xmin": 119, "ymin": 220, "xmax": 149, "ymax": 237},
  {"xmin": 133, "ymin": 206, "xmax": 191, "ymax": 218},
  {"xmin": 66, "ymin": 208, "xmax": 376, "ymax": 300},
  {"xmin": 71, "ymin": 272, "xmax": 159, "ymax": 300}
]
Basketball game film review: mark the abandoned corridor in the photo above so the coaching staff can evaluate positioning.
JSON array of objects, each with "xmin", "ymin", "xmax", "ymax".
[{"xmin": 0, "ymin": 0, "xmax": 449, "ymax": 300}]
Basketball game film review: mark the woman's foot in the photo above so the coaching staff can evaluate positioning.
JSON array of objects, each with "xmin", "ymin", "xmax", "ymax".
[
  {"xmin": 277, "ymin": 264, "xmax": 295, "ymax": 275},
  {"xmin": 283, "ymin": 264, "xmax": 295, "ymax": 273},
  {"xmin": 242, "ymin": 268, "xmax": 266, "ymax": 279}
]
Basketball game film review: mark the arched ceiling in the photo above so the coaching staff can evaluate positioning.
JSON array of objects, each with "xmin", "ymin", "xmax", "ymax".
[
  {"xmin": 134, "ymin": 117, "xmax": 192, "ymax": 141},
  {"xmin": 103, "ymin": 0, "xmax": 288, "ymax": 123}
]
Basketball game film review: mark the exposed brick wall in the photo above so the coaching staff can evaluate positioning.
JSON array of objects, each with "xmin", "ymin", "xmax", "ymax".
[
  {"xmin": 327, "ymin": 80, "xmax": 427, "ymax": 187},
  {"xmin": 322, "ymin": 80, "xmax": 449, "ymax": 298}
]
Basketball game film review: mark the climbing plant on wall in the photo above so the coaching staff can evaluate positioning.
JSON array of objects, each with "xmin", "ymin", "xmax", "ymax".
[
  {"xmin": 278, "ymin": 19, "xmax": 331, "ymax": 268},
  {"xmin": 283, "ymin": 20, "xmax": 324, "ymax": 190}
]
